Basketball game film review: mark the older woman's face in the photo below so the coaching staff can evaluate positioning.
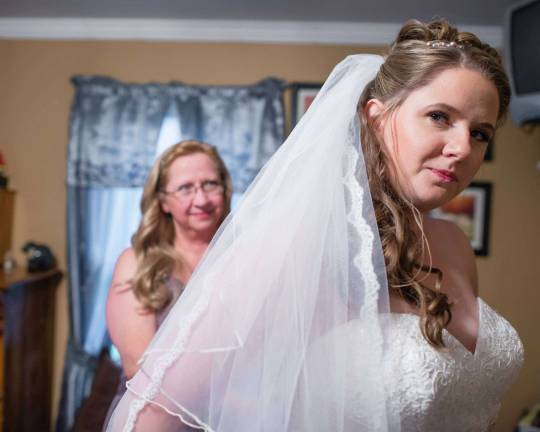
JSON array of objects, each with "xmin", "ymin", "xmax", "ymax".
[
  {"xmin": 373, "ymin": 67, "xmax": 499, "ymax": 212},
  {"xmin": 160, "ymin": 152, "xmax": 225, "ymax": 238}
]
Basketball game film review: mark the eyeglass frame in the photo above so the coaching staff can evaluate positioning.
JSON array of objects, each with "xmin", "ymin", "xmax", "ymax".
[{"xmin": 160, "ymin": 179, "xmax": 225, "ymax": 200}]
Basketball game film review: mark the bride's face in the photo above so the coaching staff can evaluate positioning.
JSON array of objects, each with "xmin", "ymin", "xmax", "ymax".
[{"xmin": 371, "ymin": 67, "xmax": 499, "ymax": 213}]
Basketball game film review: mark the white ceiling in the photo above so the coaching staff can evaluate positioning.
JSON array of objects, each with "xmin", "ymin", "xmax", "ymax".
[{"xmin": 0, "ymin": 0, "xmax": 521, "ymax": 26}]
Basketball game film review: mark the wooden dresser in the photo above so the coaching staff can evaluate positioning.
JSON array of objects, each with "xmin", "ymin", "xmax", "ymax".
[
  {"xmin": 0, "ymin": 267, "xmax": 62, "ymax": 432},
  {"xmin": 0, "ymin": 189, "xmax": 15, "ymax": 260}
]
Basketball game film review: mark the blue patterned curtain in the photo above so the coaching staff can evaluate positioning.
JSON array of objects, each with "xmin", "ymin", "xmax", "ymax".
[
  {"xmin": 65, "ymin": 76, "xmax": 285, "ymax": 191},
  {"xmin": 56, "ymin": 76, "xmax": 286, "ymax": 431}
]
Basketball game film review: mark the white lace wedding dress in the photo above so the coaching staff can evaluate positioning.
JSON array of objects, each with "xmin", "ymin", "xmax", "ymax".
[{"xmin": 340, "ymin": 297, "xmax": 523, "ymax": 431}]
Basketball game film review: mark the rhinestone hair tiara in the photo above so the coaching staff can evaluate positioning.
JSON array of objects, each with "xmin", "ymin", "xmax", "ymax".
[{"xmin": 426, "ymin": 40, "xmax": 465, "ymax": 49}]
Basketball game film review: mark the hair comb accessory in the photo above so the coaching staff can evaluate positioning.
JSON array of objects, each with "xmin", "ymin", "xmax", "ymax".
[{"xmin": 426, "ymin": 40, "xmax": 465, "ymax": 49}]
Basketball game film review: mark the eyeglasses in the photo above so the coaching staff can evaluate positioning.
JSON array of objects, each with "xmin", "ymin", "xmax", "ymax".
[{"xmin": 162, "ymin": 180, "xmax": 224, "ymax": 200}]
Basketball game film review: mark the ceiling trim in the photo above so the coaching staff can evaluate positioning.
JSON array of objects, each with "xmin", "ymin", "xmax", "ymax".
[{"xmin": 0, "ymin": 18, "xmax": 502, "ymax": 47}]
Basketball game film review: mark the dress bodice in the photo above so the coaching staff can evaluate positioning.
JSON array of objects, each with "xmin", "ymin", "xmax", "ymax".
[
  {"xmin": 345, "ymin": 297, "xmax": 524, "ymax": 431},
  {"xmin": 155, "ymin": 277, "xmax": 185, "ymax": 326}
]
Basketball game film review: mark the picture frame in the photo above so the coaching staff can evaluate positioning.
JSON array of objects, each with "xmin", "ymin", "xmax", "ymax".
[
  {"xmin": 430, "ymin": 182, "xmax": 492, "ymax": 256},
  {"xmin": 484, "ymin": 139, "xmax": 494, "ymax": 162},
  {"xmin": 290, "ymin": 83, "xmax": 322, "ymax": 126}
]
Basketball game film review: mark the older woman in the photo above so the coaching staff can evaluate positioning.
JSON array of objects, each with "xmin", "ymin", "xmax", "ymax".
[{"xmin": 105, "ymin": 140, "xmax": 232, "ymax": 422}]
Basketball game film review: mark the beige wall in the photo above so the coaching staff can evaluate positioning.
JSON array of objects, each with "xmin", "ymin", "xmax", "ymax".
[{"xmin": 1, "ymin": 39, "xmax": 538, "ymax": 431}]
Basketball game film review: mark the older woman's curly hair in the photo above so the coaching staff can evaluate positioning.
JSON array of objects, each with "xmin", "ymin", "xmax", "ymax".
[
  {"xmin": 359, "ymin": 19, "xmax": 510, "ymax": 347},
  {"xmin": 131, "ymin": 140, "xmax": 233, "ymax": 312}
]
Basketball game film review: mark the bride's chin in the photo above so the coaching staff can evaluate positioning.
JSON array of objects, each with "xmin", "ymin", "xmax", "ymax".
[{"xmin": 412, "ymin": 196, "xmax": 448, "ymax": 214}]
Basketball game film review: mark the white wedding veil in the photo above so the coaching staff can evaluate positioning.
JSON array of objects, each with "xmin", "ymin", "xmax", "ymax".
[{"xmin": 107, "ymin": 54, "xmax": 401, "ymax": 432}]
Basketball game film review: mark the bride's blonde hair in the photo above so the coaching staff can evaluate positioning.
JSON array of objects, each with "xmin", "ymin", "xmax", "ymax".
[
  {"xmin": 359, "ymin": 19, "xmax": 510, "ymax": 347},
  {"xmin": 131, "ymin": 140, "xmax": 233, "ymax": 312}
]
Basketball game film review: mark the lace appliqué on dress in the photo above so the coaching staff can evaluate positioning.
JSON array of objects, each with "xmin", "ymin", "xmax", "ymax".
[{"xmin": 343, "ymin": 298, "xmax": 523, "ymax": 432}]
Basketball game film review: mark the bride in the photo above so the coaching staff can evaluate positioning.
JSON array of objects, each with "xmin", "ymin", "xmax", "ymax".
[{"xmin": 107, "ymin": 19, "xmax": 523, "ymax": 432}]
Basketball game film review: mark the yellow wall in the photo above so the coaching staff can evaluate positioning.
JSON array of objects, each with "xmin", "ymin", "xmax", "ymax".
[{"xmin": 1, "ymin": 39, "xmax": 538, "ymax": 431}]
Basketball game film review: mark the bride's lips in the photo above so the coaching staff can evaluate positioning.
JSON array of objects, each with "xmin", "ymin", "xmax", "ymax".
[{"xmin": 430, "ymin": 168, "xmax": 458, "ymax": 183}]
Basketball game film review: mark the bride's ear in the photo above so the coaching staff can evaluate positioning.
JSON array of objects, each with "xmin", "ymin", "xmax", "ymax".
[{"xmin": 364, "ymin": 99, "xmax": 386, "ymax": 134}]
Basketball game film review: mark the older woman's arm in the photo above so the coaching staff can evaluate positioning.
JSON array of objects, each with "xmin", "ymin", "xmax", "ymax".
[{"xmin": 106, "ymin": 248, "xmax": 157, "ymax": 379}]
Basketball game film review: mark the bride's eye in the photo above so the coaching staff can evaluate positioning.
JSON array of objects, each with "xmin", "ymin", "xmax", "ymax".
[
  {"xmin": 471, "ymin": 129, "xmax": 491, "ymax": 143},
  {"xmin": 428, "ymin": 111, "xmax": 449, "ymax": 124}
]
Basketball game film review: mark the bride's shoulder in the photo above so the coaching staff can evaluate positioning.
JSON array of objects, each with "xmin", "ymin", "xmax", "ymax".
[
  {"xmin": 423, "ymin": 217, "xmax": 472, "ymax": 252},
  {"xmin": 423, "ymin": 216, "xmax": 478, "ymax": 295}
]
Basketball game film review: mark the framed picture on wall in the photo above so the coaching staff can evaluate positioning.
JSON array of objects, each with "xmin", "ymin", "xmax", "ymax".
[
  {"xmin": 291, "ymin": 83, "xmax": 322, "ymax": 126},
  {"xmin": 430, "ymin": 182, "xmax": 492, "ymax": 256},
  {"xmin": 484, "ymin": 139, "xmax": 494, "ymax": 161}
]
